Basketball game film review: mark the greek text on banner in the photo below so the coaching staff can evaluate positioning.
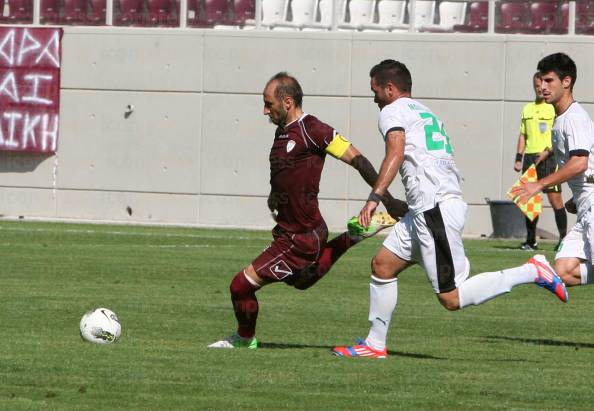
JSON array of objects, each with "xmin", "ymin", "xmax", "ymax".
[{"xmin": 0, "ymin": 27, "xmax": 63, "ymax": 153}]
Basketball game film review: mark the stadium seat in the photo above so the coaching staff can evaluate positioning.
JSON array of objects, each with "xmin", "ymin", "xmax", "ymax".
[
  {"xmin": 421, "ymin": 1, "xmax": 466, "ymax": 32},
  {"xmin": 318, "ymin": 0, "xmax": 346, "ymax": 27},
  {"xmin": 368, "ymin": 0, "xmax": 406, "ymax": 30},
  {"xmin": 560, "ymin": 1, "xmax": 594, "ymax": 34},
  {"xmin": 3, "ymin": 0, "xmax": 33, "ymax": 23},
  {"xmin": 339, "ymin": 0, "xmax": 376, "ymax": 29},
  {"xmin": 114, "ymin": 0, "xmax": 145, "ymax": 25},
  {"xmin": 231, "ymin": 0, "xmax": 255, "ymax": 26},
  {"xmin": 186, "ymin": 0, "xmax": 202, "ymax": 25},
  {"xmin": 87, "ymin": 0, "xmax": 107, "ymax": 24},
  {"xmin": 147, "ymin": 0, "xmax": 178, "ymax": 25},
  {"xmin": 496, "ymin": 1, "xmax": 530, "ymax": 33},
  {"xmin": 453, "ymin": 1, "xmax": 488, "ymax": 32},
  {"xmin": 63, "ymin": 0, "xmax": 88, "ymax": 24},
  {"xmin": 190, "ymin": 0, "xmax": 230, "ymax": 27},
  {"xmin": 271, "ymin": 0, "xmax": 319, "ymax": 29},
  {"xmin": 261, "ymin": 0, "xmax": 289, "ymax": 28},
  {"xmin": 409, "ymin": 0, "xmax": 436, "ymax": 27},
  {"xmin": 521, "ymin": 1, "xmax": 559, "ymax": 34},
  {"xmin": 379, "ymin": 0, "xmax": 406, "ymax": 24},
  {"xmin": 290, "ymin": 0, "xmax": 317, "ymax": 26},
  {"xmin": 40, "ymin": 0, "xmax": 60, "ymax": 24}
]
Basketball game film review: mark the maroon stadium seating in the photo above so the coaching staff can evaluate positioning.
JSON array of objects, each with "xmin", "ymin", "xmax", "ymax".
[
  {"xmin": 147, "ymin": 0, "xmax": 178, "ymax": 25},
  {"xmin": 2, "ymin": 0, "xmax": 33, "ymax": 23},
  {"xmin": 40, "ymin": 0, "xmax": 59, "ymax": 23},
  {"xmin": 521, "ymin": 1, "xmax": 558, "ymax": 33},
  {"xmin": 231, "ymin": 0, "xmax": 255, "ymax": 25},
  {"xmin": 189, "ymin": 0, "xmax": 229, "ymax": 27},
  {"xmin": 87, "ymin": 0, "xmax": 107, "ymax": 24},
  {"xmin": 565, "ymin": 1, "xmax": 594, "ymax": 34},
  {"xmin": 63, "ymin": 0, "xmax": 87, "ymax": 24},
  {"xmin": 496, "ymin": 1, "xmax": 530, "ymax": 33},
  {"xmin": 115, "ymin": 0, "xmax": 145, "ymax": 25},
  {"xmin": 186, "ymin": 0, "xmax": 199, "ymax": 25},
  {"xmin": 453, "ymin": 1, "xmax": 488, "ymax": 32}
]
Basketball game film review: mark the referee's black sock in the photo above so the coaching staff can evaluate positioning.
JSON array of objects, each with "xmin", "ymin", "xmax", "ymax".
[
  {"xmin": 525, "ymin": 216, "xmax": 538, "ymax": 245},
  {"xmin": 554, "ymin": 207, "xmax": 567, "ymax": 239}
]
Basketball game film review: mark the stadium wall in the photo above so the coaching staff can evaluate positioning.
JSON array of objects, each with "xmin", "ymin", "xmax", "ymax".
[{"xmin": 1, "ymin": 27, "xmax": 593, "ymax": 237}]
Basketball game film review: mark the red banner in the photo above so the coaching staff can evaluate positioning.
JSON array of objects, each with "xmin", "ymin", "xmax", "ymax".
[{"xmin": 0, "ymin": 27, "xmax": 62, "ymax": 153}]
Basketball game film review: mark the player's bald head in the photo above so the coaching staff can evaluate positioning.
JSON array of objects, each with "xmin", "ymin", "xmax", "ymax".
[{"xmin": 266, "ymin": 72, "xmax": 303, "ymax": 108}]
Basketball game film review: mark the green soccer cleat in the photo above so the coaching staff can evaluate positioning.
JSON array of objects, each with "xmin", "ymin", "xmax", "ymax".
[
  {"xmin": 347, "ymin": 211, "xmax": 397, "ymax": 239},
  {"xmin": 208, "ymin": 333, "xmax": 258, "ymax": 349}
]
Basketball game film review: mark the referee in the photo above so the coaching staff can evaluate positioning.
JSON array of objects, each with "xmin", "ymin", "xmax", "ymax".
[{"xmin": 514, "ymin": 72, "xmax": 567, "ymax": 251}]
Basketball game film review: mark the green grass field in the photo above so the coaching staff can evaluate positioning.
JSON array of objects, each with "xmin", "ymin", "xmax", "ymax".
[{"xmin": 0, "ymin": 220, "xmax": 592, "ymax": 410}]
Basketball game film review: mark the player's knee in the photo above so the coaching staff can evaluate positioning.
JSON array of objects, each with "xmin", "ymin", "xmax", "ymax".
[
  {"xmin": 553, "ymin": 259, "xmax": 582, "ymax": 286},
  {"xmin": 371, "ymin": 255, "xmax": 393, "ymax": 279},
  {"xmin": 437, "ymin": 293, "xmax": 460, "ymax": 311},
  {"xmin": 291, "ymin": 266, "xmax": 318, "ymax": 290},
  {"xmin": 230, "ymin": 271, "xmax": 258, "ymax": 297}
]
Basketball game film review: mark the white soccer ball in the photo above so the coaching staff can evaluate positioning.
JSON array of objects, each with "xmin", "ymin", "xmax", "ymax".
[{"xmin": 79, "ymin": 308, "xmax": 121, "ymax": 344}]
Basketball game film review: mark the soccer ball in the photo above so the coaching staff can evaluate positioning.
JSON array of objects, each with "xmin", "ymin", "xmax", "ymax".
[{"xmin": 79, "ymin": 308, "xmax": 121, "ymax": 344}]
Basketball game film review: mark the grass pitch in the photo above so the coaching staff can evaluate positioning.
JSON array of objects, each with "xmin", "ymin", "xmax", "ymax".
[{"xmin": 0, "ymin": 220, "xmax": 592, "ymax": 410}]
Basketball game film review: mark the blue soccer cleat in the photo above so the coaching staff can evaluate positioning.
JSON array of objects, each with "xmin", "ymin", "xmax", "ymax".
[
  {"xmin": 528, "ymin": 254, "xmax": 568, "ymax": 303},
  {"xmin": 332, "ymin": 338, "xmax": 387, "ymax": 359}
]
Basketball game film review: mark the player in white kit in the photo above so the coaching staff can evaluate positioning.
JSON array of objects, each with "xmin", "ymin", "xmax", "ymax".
[
  {"xmin": 513, "ymin": 53, "xmax": 594, "ymax": 289},
  {"xmin": 332, "ymin": 59, "xmax": 568, "ymax": 359}
]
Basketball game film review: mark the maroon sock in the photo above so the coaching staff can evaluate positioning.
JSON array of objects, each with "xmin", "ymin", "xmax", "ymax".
[
  {"xmin": 317, "ymin": 232, "xmax": 356, "ymax": 275},
  {"xmin": 230, "ymin": 271, "xmax": 259, "ymax": 339},
  {"xmin": 293, "ymin": 232, "xmax": 356, "ymax": 290}
]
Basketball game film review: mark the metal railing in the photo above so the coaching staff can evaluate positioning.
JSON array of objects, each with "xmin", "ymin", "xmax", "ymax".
[{"xmin": 0, "ymin": 0, "xmax": 583, "ymax": 35}]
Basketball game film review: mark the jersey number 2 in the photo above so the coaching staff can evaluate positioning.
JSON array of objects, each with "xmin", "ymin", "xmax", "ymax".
[{"xmin": 420, "ymin": 112, "xmax": 452, "ymax": 154}]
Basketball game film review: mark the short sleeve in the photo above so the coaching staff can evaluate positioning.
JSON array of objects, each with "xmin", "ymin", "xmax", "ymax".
[
  {"xmin": 379, "ymin": 105, "xmax": 406, "ymax": 141},
  {"xmin": 566, "ymin": 112, "xmax": 593, "ymax": 153},
  {"xmin": 301, "ymin": 115, "xmax": 336, "ymax": 151}
]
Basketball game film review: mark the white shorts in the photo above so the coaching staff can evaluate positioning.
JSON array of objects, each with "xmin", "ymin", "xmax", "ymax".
[
  {"xmin": 383, "ymin": 198, "xmax": 470, "ymax": 294},
  {"xmin": 555, "ymin": 207, "xmax": 594, "ymax": 264}
]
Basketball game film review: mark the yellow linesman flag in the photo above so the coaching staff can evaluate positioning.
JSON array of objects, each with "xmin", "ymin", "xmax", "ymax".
[{"xmin": 507, "ymin": 164, "xmax": 542, "ymax": 222}]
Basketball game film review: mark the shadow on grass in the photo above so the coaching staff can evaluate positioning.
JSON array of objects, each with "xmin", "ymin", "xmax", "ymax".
[
  {"xmin": 484, "ymin": 335, "xmax": 594, "ymax": 349},
  {"xmin": 260, "ymin": 342, "xmax": 446, "ymax": 360},
  {"xmin": 490, "ymin": 245, "xmax": 526, "ymax": 251}
]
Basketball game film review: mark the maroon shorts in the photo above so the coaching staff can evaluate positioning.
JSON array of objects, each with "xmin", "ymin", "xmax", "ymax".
[{"xmin": 252, "ymin": 221, "xmax": 328, "ymax": 284}]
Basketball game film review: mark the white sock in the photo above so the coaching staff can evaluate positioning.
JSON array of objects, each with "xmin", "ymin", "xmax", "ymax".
[
  {"xmin": 581, "ymin": 263, "xmax": 594, "ymax": 285},
  {"xmin": 458, "ymin": 263, "xmax": 536, "ymax": 308},
  {"xmin": 365, "ymin": 275, "xmax": 398, "ymax": 351}
]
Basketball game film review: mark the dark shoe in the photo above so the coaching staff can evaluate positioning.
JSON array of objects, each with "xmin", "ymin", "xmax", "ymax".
[{"xmin": 520, "ymin": 242, "xmax": 538, "ymax": 251}]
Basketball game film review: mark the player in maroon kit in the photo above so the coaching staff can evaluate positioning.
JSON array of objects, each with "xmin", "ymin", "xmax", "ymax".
[{"xmin": 209, "ymin": 72, "xmax": 408, "ymax": 349}]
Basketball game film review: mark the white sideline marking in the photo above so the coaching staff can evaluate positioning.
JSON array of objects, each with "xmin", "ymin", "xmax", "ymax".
[
  {"xmin": 0, "ymin": 242, "xmax": 263, "ymax": 249},
  {"xmin": 0, "ymin": 225, "xmax": 271, "ymax": 241}
]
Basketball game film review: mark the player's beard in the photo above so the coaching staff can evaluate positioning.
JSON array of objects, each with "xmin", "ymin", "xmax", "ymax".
[{"xmin": 270, "ymin": 107, "xmax": 288, "ymax": 128}]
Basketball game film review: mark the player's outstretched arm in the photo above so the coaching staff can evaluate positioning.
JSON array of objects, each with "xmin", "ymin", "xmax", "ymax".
[
  {"xmin": 357, "ymin": 131, "xmax": 405, "ymax": 227},
  {"xmin": 512, "ymin": 155, "xmax": 588, "ymax": 203},
  {"xmin": 337, "ymin": 144, "xmax": 408, "ymax": 219}
]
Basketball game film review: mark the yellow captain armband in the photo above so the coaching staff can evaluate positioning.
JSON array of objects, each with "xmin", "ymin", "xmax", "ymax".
[{"xmin": 325, "ymin": 133, "xmax": 352, "ymax": 159}]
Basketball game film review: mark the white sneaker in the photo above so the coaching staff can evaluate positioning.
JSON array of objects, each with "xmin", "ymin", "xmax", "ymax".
[{"xmin": 208, "ymin": 333, "xmax": 258, "ymax": 349}]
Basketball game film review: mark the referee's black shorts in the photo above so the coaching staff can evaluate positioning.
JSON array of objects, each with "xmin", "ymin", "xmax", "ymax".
[{"xmin": 522, "ymin": 153, "xmax": 561, "ymax": 193}]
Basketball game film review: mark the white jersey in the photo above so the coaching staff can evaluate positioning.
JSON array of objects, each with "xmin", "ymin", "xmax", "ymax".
[
  {"xmin": 552, "ymin": 102, "xmax": 594, "ymax": 218},
  {"xmin": 378, "ymin": 97, "xmax": 462, "ymax": 214}
]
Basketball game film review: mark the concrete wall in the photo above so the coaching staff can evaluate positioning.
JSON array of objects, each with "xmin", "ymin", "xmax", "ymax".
[{"xmin": 1, "ymin": 27, "xmax": 593, "ymax": 237}]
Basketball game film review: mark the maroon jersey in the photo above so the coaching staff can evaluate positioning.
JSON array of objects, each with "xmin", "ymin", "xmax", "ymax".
[{"xmin": 269, "ymin": 114, "xmax": 336, "ymax": 233}]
